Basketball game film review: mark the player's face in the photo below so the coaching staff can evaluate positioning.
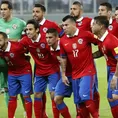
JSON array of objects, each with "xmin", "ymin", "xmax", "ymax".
[
  {"xmin": 26, "ymin": 24, "xmax": 39, "ymax": 40},
  {"xmin": 46, "ymin": 33, "xmax": 58, "ymax": 46},
  {"xmin": 98, "ymin": 6, "xmax": 109, "ymax": 16},
  {"xmin": 62, "ymin": 19, "xmax": 75, "ymax": 35},
  {"xmin": 0, "ymin": 4, "xmax": 12, "ymax": 20},
  {"xmin": 0, "ymin": 34, "xmax": 7, "ymax": 50},
  {"xmin": 91, "ymin": 20, "xmax": 101, "ymax": 35},
  {"xmin": 32, "ymin": 7, "xmax": 44, "ymax": 21},
  {"xmin": 70, "ymin": 4, "xmax": 81, "ymax": 19},
  {"xmin": 115, "ymin": 10, "xmax": 118, "ymax": 22}
]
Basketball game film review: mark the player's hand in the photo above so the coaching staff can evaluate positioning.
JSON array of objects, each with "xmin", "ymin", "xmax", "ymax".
[
  {"xmin": 110, "ymin": 75, "xmax": 118, "ymax": 90},
  {"xmin": 62, "ymin": 75, "xmax": 70, "ymax": 86}
]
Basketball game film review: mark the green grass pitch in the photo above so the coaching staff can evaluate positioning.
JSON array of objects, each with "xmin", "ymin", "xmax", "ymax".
[{"xmin": 0, "ymin": 46, "xmax": 113, "ymax": 118}]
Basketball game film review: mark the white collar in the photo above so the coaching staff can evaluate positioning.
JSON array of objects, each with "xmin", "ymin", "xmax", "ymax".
[
  {"xmin": 99, "ymin": 30, "xmax": 108, "ymax": 42},
  {"xmin": 50, "ymin": 41, "xmax": 60, "ymax": 51},
  {"xmin": 109, "ymin": 17, "xmax": 113, "ymax": 25},
  {"xmin": 31, "ymin": 34, "xmax": 41, "ymax": 43},
  {"xmin": 76, "ymin": 17, "xmax": 84, "ymax": 22},
  {"xmin": 67, "ymin": 28, "xmax": 79, "ymax": 37},
  {"xmin": 5, "ymin": 41, "xmax": 11, "ymax": 52},
  {"xmin": 39, "ymin": 18, "xmax": 46, "ymax": 25}
]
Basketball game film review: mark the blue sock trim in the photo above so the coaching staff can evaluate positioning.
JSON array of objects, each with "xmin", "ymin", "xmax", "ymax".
[
  {"xmin": 24, "ymin": 97, "xmax": 32, "ymax": 102},
  {"xmin": 57, "ymin": 102, "xmax": 66, "ymax": 110},
  {"xmin": 34, "ymin": 97, "xmax": 42, "ymax": 101}
]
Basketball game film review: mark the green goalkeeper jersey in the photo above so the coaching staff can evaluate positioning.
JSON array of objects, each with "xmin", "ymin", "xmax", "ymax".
[{"xmin": 0, "ymin": 17, "xmax": 26, "ymax": 40}]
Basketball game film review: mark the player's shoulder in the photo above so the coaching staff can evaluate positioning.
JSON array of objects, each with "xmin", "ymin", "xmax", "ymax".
[
  {"xmin": 12, "ymin": 17, "xmax": 26, "ymax": 24},
  {"xmin": 83, "ymin": 17, "xmax": 92, "ymax": 21},
  {"xmin": 45, "ymin": 19, "xmax": 58, "ymax": 25}
]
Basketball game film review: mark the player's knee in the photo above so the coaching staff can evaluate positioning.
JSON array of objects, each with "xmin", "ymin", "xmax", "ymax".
[
  {"xmin": 34, "ymin": 92, "xmax": 43, "ymax": 98},
  {"xmin": 50, "ymin": 91, "xmax": 55, "ymax": 99},
  {"xmin": 112, "ymin": 94, "xmax": 118, "ymax": 101},
  {"xmin": 108, "ymin": 98, "xmax": 114, "ymax": 102},
  {"xmin": 54, "ymin": 95, "xmax": 64, "ymax": 104}
]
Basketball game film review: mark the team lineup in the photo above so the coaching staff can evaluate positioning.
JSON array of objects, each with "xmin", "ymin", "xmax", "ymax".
[{"xmin": 0, "ymin": 0, "xmax": 118, "ymax": 118}]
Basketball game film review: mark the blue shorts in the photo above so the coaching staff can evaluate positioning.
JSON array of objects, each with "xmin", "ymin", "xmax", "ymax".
[
  {"xmin": 94, "ymin": 74, "xmax": 98, "ymax": 93},
  {"xmin": 72, "ymin": 75, "xmax": 95, "ymax": 104},
  {"xmin": 8, "ymin": 74, "xmax": 32, "ymax": 96},
  {"xmin": 55, "ymin": 76, "xmax": 72, "ymax": 97},
  {"xmin": 107, "ymin": 72, "xmax": 118, "ymax": 99},
  {"xmin": 34, "ymin": 72, "xmax": 60, "ymax": 93}
]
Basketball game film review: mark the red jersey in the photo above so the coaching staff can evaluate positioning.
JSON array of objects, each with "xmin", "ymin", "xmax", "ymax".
[
  {"xmin": 39, "ymin": 18, "xmax": 61, "ymax": 35},
  {"xmin": 98, "ymin": 31, "xmax": 118, "ymax": 72},
  {"xmin": 0, "ymin": 41, "xmax": 32, "ymax": 75},
  {"xmin": 76, "ymin": 17, "xmax": 92, "ymax": 31},
  {"xmin": 60, "ymin": 29, "xmax": 99, "ymax": 79},
  {"xmin": 20, "ymin": 34, "xmax": 59, "ymax": 76},
  {"xmin": 108, "ymin": 18, "xmax": 118, "ymax": 38}
]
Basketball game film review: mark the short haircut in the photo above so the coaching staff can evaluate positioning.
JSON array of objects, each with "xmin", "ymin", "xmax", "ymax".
[
  {"xmin": 34, "ymin": 3, "xmax": 46, "ymax": 12},
  {"xmin": 100, "ymin": 2, "xmax": 112, "ymax": 11},
  {"xmin": 26, "ymin": 19, "xmax": 39, "ymax": 29},
  {"xmin": 0, "ymin": 31, "xmax": 8, "ymax": 39},
  {"xmin": 1, "ymin": 0, "xmax": 12, "ymax": 9},
  {"xmin": 62, "ymin": 15, "xmax": 76, "ymax": 23},
  {"xmin": 46, "ymin": 28, "xmax": 58, "ymax": 37},
  {"xmin": 115, "ymin": 7, "xmax": 118, "ymax": 11},
  {"xmin": 73, "ymin": 1, "xmax": 83, "ymax": 10},
  {"xmin": 94, "ymin": 16, "xmax": 109, "ymax": 28}
]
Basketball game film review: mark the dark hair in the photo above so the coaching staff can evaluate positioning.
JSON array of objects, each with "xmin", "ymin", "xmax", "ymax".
[
  {"xmin": 0, "ymin": 31, "xmax": 8, "ymax": 39},
  {"xmin": 115, "ymin": 7, "xmax": 118, "ymax": 11},
  {"xmin": 94, "ymin": 16, "xmax": 109, "ymax": 28},
  {"xmin": 46, "ymin": 28, "xmax": 58, "ymax": 37},
  {"xmin": 26, "ymin": 19, "xmax": 39, "ymax": 29},
  {"xmin": 73, "ymin": 1, "xmax": 83, "ymax": 9},
  {"xmin": 100, "ymin": 2, "xmax": 112, "ymax": 11},
  {"xmin": 1, "ymin": 0, "xmax": 12, "ymax": 9},
  {"xmin": 62, "ymin": 15, "xmax": 76, "ymax": 23},
  {"xmin": 34, "ymin": 3, "xmax": 46, "ymax": 12}
]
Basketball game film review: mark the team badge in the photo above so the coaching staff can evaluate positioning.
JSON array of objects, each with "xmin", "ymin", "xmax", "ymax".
[
  {"xmin": 72, "ymin": 43, "xmax": 77, "ymax": 49},
  {"xmin": 6, "ymin": 29, "xmax": 10, "ymax": 34},
  {"xmin": 40, "ymin": 43, "xmax": 46, "ymax": 48},
  {"xmin": 9, "ymin": 53, "xmax": 14, "ymax": 58},
  {"xmin": 78, "ymin": 38, "xmax": 83, "ymax": 44},
  {"xmin": 36, "ymin": 48, "xmax": 40, "ymax": 52},
  {"xmin": 78, "ymin": 21, "xmax": 82, "ymax": 26},
  {"xmin": 43, "ymin": 27, "xmax": 48, "ymax": 33},
  {"xmin": 12, "ymin": 24, "xmax": 18, "ymax": 29},
  {"xmin": 108, "ymin": 25, "xmax": 113, "ymax": 30}
]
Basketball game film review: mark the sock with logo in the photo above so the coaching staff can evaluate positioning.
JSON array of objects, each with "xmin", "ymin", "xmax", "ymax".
[
  {"xmin": 85, "ymin": 100, "xmax": 98, "ymax": 118},
  {"xmin": 34, "ymin": 98, "xmax": 43, "ymax": 118},
  {"xmin": 24, "ymin": 97, "xmax": 32, "ymax": 118},
  {"xmin": 57, "ymin": 102, "xmax": 71, "ymax": 118},
  {"xmin": 8, "ymin": 96, "xmax": 17, "ymax": 118},
  {"xmin": 52, "ymin": 99, "xmax": 60, "ymax": 118}
]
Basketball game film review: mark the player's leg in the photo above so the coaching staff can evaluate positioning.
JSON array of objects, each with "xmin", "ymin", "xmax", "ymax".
[
  {"xmin": 8, "ymin": 75, "xmax": 21, "ymax": 118},
  {"xmin": 107, "ymin": 72, "xmax": 118, "ymax": 118},
  {"xmin": 19, "ymin": 74, "xmax": 33, "ymax": 118},
  {"xmin": 48, "ymin": 72, "xmax": 60, "ymax": 118},
  {"xmin": 34, "ymin": 75, "xmax": 47, "ymax": 118},
  {"xmin": 54, "ymin": 76, "xmax": 72, "ymax": 118}
]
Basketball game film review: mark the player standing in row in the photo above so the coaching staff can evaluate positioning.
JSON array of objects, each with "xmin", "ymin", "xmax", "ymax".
[
  {"xmin": 98, "ymin": 2, "xmax": 118, "ymax": 38},
  {"xmin": 0, "ymin": 32, "xmax": 32, "ymax": 118},
  {"xmin": 92, "ymin": 16, "xmax": 118, "ymax": 118},
  {"xmin": 0, "ymin": 1, "xmax": 27, "ymax": 117},
  {"xmin": 32, "ymin": 4, "xmax": 61, "ymax": 118},
  {"xmin": 60, "ymin": 15, "xmax": 99, "ymax": 118},
  {"xmin": 20, "ymin": 19, "xmax": 60, "ymax": 118},
  {"xmin": 46, "ymin": 28, "xmax": 71, "ymax": 118}
]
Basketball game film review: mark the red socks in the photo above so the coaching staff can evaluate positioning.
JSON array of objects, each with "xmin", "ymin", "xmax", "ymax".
[{"xmin": 111, "ymin": 105, "xmax": 118, "ymax": 118}]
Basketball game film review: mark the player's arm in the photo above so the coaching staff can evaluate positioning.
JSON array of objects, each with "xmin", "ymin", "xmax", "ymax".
[
  {"xmin": 93, "ymin": 50, "xmax": 103, "ymax": 59},
  {"xmin": 110, "ymin": 58, "xmax": 118, "ymax": 90}
]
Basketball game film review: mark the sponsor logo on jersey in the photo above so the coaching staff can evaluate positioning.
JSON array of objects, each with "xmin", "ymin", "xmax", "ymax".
[
  {"xmin": 72, "ymin": 43, "xmax": 77, "ymax": 49},
  {"xmin": 78, "ymin": 38, "xmax": 83, "ymax": 44},
  {"xmin": 43, "ymin": 27, "xmax": 48, "ymax": 33},
  {"xmin": 108, "ymin": 25, "xmax": 113, "ymax": 30},
  {"xmin": 36, "ymin": 48, "xmax": 40, "ymax": 52},
  {"xmin": 6, "ymin": 29, "xmax": 10, "ymax": 34}
]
